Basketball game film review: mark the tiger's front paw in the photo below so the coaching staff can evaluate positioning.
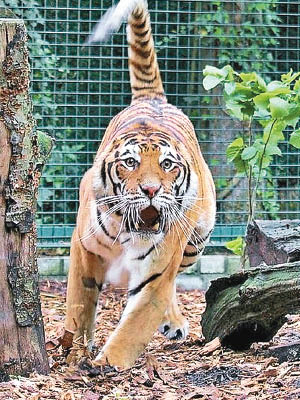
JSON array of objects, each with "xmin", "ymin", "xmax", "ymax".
[
  {"xmin": 158, "ymin": 317, "xmax": 189, "ymax": 340},
  {"xmin": 93, "ymin": 345, "xmax": 134, "ymax": 370}
]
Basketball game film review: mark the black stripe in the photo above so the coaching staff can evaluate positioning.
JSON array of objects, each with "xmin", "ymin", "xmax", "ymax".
[
  {"xmin": 154, "ymin": 133, "xmax": 170, "ymax": 140},
  {"xmin": 179, "ymin": 263, "xmax": 195, "ymax": 268},
  {"xmin": 82, "ymin": 277, "xmax": 102, "ymax": 291},
  {"xmin": 188, "ymin": 230, "xmax": 212, "ymax": 246},
  {"xmin": 159, "ymin": 195, "xmax": 171, "ymax": 200},
  {"xmin": 131, "ymin": 20, "xmax": 146, "ymax": 29},
  {"xmin": 125, "ymin": 138, "xmax": 138, "ymax": 146},
  {"xmin": 97, "ymin": 283, "xmax": 103, "ymax": 291},
  {"xmin": 140, "ymin": 39, "xmax": 150, "ymax": 47},
  {"xmin": 134, "ymin": 244, "xmax": 156, "ymax": 260},
  {"xmin": 120, "ymin": 149, "xmax": 131, "ymax": 157},
  {"xmin": 129, "ymin": 59, "xmax": 154, "ymax": 74},
  {"xmin": 96, "ymin": 238, "xmax": 110, "ymax": 250},
  {"xmin": 121, "ymin": 238, "xmax": 130, "ymax": 244},
  {"xmin": 100, "ymin": 160, "xmax": 106, "ymax": 188},
  {"xmin": 131, "ymin": 44, "xmax": 151, "ymax": 59},
  {"xmin": 183, "ymin": 249, "xmax": 201, "ymax": 257},
  {"xmin": 186, "ymin": 164, "xmax": 191, "ymax": 192},
  {"xmin": 97, "ymin": 210, "xmax": 116, "ymax": 240},
  {"xmin": 107, "ymin": 161, "xmax": 119, "ymax": 196},
  {"xmin": 128, "ymin": 272, "xmax": 162, "ymax": 296},
  {"xmin": 174, "ymin": 167, "xmax": 186, "ymax": 197},
  {"xmin": 134, "ymin": 29, "xmax": 149, "ymax": 38},
  {"xmin": 132, "ymin": 86, "xmax": 161, "ymax": 92},
  {"xmin": 133, "ymin": 10, "xmax": 143, "ymax": 19},
  {"xmin": 133, "ymin": 71, "xmax": 157, "ymax": 84},
  {"xmin": 159, "ymin": 140, "xmax": 169, "ymax": 147}
]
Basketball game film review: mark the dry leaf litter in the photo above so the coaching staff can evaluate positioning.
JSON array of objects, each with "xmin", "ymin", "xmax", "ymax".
[{"xmin": 0, "ymin": 280, "xmax": 300, "ymax": 399}]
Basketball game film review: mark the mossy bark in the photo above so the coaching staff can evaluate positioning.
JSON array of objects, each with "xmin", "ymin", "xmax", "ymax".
[
  {"xmin": 201, "ymin": 262, "xmax": 300, "ymax": 350},
  {"xmin": 0, "ymin": 15, "xmax": 53, "ymax": 379}
]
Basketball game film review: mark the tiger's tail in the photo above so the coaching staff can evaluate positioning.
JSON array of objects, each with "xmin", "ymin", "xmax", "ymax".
[{"xmin": 87, "ymin": 0, "xmax": 165, "ymax": 101}]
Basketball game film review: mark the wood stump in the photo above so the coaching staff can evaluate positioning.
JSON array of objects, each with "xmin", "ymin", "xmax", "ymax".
[
  {"xmin": 246, "ymin": 220, "xmax": 300, "ymax": 267},
  {"xmin": 0, "ymin": 12, "xmax": 53, "ymax": 379}
]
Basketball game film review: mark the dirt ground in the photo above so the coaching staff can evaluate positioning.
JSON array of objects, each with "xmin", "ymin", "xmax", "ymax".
[{"xmin": 0, "ymin": 280, "xmax": 300, "ymax": 400}]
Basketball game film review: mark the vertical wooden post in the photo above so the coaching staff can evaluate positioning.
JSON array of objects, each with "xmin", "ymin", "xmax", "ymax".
[{"xmin": 0, "ymin": 10, "xmax": 52, "ymax": 378}]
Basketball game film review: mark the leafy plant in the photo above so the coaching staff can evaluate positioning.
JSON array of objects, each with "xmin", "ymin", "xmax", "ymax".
[
  {"xmin": 225, "ymin": 236, "xmax": 244, "ymax": 256},
  {"xmin": 203, "ymin": 65, "xmax": 300, "ymax": 257}
]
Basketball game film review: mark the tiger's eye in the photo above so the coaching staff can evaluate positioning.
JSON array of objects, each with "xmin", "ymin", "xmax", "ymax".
[
  {"xmin": 161, "ymin": 159, "xmax": 173, "ymax": 170},
  {"xmin": 125, "ymin": 157, "xmax": 136, "ymax": 168}
]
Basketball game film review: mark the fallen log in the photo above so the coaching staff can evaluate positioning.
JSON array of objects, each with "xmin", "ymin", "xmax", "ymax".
[
  {"xmin": 201, "ymin": 262, "xmax": 300, "ymax": 350},
  {"xmin": 246, "ymin": 220, "xmax": 300, "ymax": 267}
]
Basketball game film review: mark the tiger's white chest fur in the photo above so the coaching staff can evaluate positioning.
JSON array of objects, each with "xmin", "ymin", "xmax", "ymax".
[{"xmin": 82, "ymin": 201, "xmax": 164, "ymax": 289}]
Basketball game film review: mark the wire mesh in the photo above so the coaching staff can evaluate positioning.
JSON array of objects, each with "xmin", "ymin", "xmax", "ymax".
[{"xmin": 8, "ymin": 0, "xmax": 300, "ymax": 248}]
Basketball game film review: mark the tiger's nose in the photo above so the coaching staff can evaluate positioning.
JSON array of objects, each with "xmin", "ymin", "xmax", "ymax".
[{"xmin": 140, "ymin": 184, "xmax": 161, "ymax": 198}]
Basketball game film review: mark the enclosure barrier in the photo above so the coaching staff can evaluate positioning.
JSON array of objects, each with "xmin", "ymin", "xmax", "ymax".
[{"xmin": 5, "ymin": 0, "xmax": 300, "ymax": 249}]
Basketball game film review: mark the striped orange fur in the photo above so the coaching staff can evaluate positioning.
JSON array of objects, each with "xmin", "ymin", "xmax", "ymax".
[{"xmin": 63, "ymin": 0, "xmax": 216, "ymax": 369}]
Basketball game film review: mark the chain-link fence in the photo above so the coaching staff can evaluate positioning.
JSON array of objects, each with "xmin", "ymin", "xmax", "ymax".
[{"xmin": 5, "ymin": 0, "xmax": 300, "ymax": 249}]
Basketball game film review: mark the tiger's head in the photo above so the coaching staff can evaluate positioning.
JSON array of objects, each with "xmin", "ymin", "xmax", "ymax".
[{"xmin": 94, "ymin": 102, "xmax": 200, "ymax": 237}]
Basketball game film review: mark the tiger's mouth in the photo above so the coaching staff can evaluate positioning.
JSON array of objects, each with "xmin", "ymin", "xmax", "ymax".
[{"xmin": 135, "ymin": 206, "xmax": 161, "ymax": 233}]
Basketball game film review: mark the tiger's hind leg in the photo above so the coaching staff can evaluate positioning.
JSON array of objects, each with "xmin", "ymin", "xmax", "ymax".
[
  {"xmin": 158, "ymin": 281, "xmax": 189, "ymax": 340},
  {"xmin": 62, "ymin": 228, "xmax": 104, "ymax": 352}
]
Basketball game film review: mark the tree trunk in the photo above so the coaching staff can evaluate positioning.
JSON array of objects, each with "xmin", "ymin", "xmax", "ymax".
[
  {"xmin": 201, "ymin": 262, "xmax": 300, "ymax": 350},
  {"xmin": 0, "ymin": 11, "xmax": 53, "ymax": 379},
  {"xmin": 246, "ymin": 220, "xmax": 300, "ymax": 267}
]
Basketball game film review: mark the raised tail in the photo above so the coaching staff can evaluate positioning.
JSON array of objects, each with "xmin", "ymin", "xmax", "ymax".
[{"xmin": 87, "ymin": 0, "xmax": 165, "ymax": 101}]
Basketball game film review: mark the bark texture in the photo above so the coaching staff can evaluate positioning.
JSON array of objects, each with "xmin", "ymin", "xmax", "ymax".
[
  {"xmin": 246, "ymin": 220, "xmax": 300, "ymax": 267},
  {"xmin": 0, "ymin": 13, "xmax": 53, "ymax": 379},
  {"xmin": 201, "ymin": 262, "xmax": 300, "ymax": 350}
]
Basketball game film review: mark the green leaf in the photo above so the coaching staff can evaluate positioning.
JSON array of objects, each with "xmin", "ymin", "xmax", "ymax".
[
  {"xmin": 281, "ymin": 69, "xmax": 300, "ymax": 85},
  {"xmin": 241, "ymin": 146, "xmax": 257, "ymax": 160},
  {"xmin": 241, "ymin": 101, "xmax": 255, "ymax": 118},
  {"xmin": 226, "ymin": 137, "xmax": 244, "ymax": 162},
  {"xmin": 266, "ymin": 80, "xmax": 287, "ymax": 91},
  {"xmin": 261, "ymin": 155, "xmax": 272, "ymax": 168},
  {"xmin": 224, "ymin": 81, "xmax": 236, "ymax": 95},
  {"xmin": 234, "ymin": 83, "xmax": 255, "ymax": 99},
  {"xmin": 290, "ymin": 129, "xmax": 300, "ymax": 149},
  {"xmin": 265, "ymin": 144, "xmax": 282, "ymax": 156},
  {"xmin": 284, "ymin": 104, "xmax": 300, "ymax": 127},
  {"xmin": 253, "ymin": 93, "xmax": 271, "ymax": 110},
  {"xmin": 224, "ymin": 98, "xmax": 244, "ymax": 120},
  {"xmin": 203, "ymin": 65, "xmax": 227, "ymax": 77},
  {"xmin": 225, "ymin": 236, "xmax": 244, "ymax": 256},
  {"xmin": 233, "ymin": 157, "xmax": 248, "ymax": 174},
  {"xmin": 239, "ymin": 72, "xmax": 257, "ymax": 83},
  {"xmin": 269, "ymin": 97, "xmax": 289, "ymax": 118},
  {"xmin": 203, "ymin": 75, "xmax": 223, "ymax": 90},
  {"xmin": 294, "ymin": 79, "xmax": 300, "ymax": 93},
  {"xmin": 256, "ymin": 74, "xmax": 267, "ymax": 91},
  {"xmin": 263, "ymin": 120, "xmax": 286, "ymax": 144},
  {"xmin": 253, "ymin": 88, "xmax": 291, "ymax": 111}
]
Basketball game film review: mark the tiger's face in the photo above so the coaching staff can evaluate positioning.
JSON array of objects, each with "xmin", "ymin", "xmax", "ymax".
[{"xmin": 95, "ymin": 133, "xmax": 198, "ymax": 236}]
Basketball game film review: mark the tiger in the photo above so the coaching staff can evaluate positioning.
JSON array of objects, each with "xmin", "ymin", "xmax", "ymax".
[{"xmin": 62, "ymin": 0, "xmax": 216, "ymax": 369}]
